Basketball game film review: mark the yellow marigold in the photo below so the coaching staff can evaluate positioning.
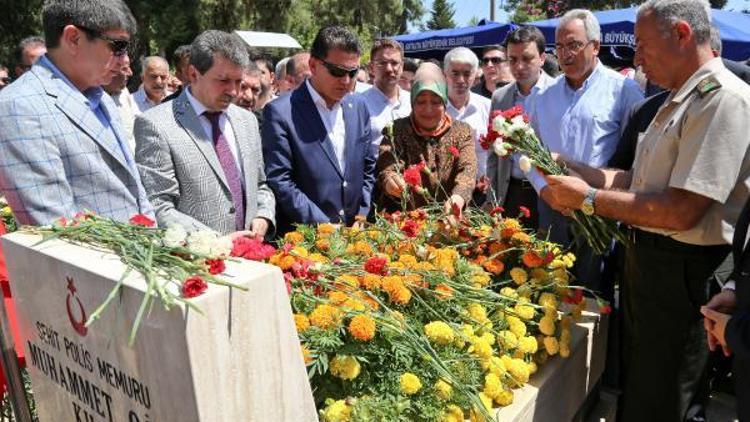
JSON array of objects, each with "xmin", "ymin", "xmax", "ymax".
[
  {"xmin": 483, "ymin": 373, "xmax": 503, "ymax": 400},
  {"xmin": 514, "ymin": 303, "xmax": 536, "ymax": 320},
  {"xmin": 495, "ymin": 389, "xmax": 514, "ymax": 407},
  {"xmin": 528, "ymin": 361, "xmax": 538, "ymax": 375},
  {"xmin": 398, "ymin": 254, "xmax": 418, "ymax": 268},
  {"xmin": 553, "ymin": 268, "xmax": 570, "ymax": 285},
  {"xmin": 560, "ymin": 343, "xmax": 571, "ymax": 358},
  {"xmin": 403, "ymin": 274, "xmax": 423, "ymax": 286},
  {"xmin": 317, "ymin": 223, "xmax": 337, "ymax": 237},
  {"xmin": 284, "ymin": 231, "xmax": 305, "ymax": 244},
  {"xmin": 479, "ymin": 332, "xmax": 495, "ymax": 345},
  {"xmin": 308, "ymin": 253, "xmax": 328, "ymax": 263},
  {"xmin": 425, "ymin": 321, "xmax": 455, "ymax": 345},
  {"xmin": 471, "ymin": 272, "xmax": 491, "ymax": 287},
  {"xmin": 309, "ymin": 304, "xmax": 341, "ymax": 330},
  {"xmin": 348, "ymin": 314, "xmax": 376, "ymax": 341},
  {"xmin": 519, "ymin": 336, "xmax": 538, "ymax": 354},
  {"xmin": 511, "ymin": 231, "xmax": 531, "ymax": 244},
  {"xmin": 485, "ymin": 356, "xmax": 506, "ymax": 377},
  {"xmin": 359, "ymin": 274, "xmax": 382, "ymax": 290},
  {"xmin": 544, "ymin": 336, "xmax": 559, "ymax": 355},
  {"xmin": 434, "ymin": 379, "xmax": 453, "ymax": 400},
  {"xmin": 400, "ymin": 372, "xmax": 422, "ymax": 395},
  {"xmin": 315, "ymin": 238, "xmax": 330, "ymax": 251},
  {"xmin": 278, "ymin": 255, "xmax": 297, "ymax": 271},
  {"xmin": 508, "ymin": 358, "xmax": 530, "ymax": 384},
  {"xmin": 469, "ymin": 392, "xmax": 494, "ymax": 422},
  {"xmin": 301, "ymin": 345, "xmax": 313, "ymax": 364},
  {"xmin": 414, "ymin": 261, "xmax": 435, "ymax": 271},
  {"xmin": 381, "ymin": 275, "xmax": 404, "ymax": 294},
  {"xmin": 503, "ymin": 218, "xmax": 522, "ymax": 232},
  {"xmin": 538, "ymin": 292, "xmax": 558, "ymax": 311},
  {"xmin": 468, "ymin": 303, "xmax": 489, "ymax": 322},
  {"xmin": 351, "ymin": 240, "xmax": 374, "ymax": 255},
  {"xmin": 327, "ymin": 291, "xmax": 348, "ymax": 304},
  {"xmin": 330, "ymin": 355, "xmax": 361, "ymax": 380},
  {"xmin": 342, "ymin": 299, "xmax": 366, "ymax": 312},
  {"xmin": 291, "ymin": 246, "xmax": 309, "ymax": 258},
  {"xmin": 500, "ymin": 287, "xmax": 518, "ymax": 299},
  {"xmin": 539, "ymin": 315, "xmax": 556, "ymax": 336},
  {"xmin": 435, "ymin": 283, "xmax": 454, "ymax": 300},
  {"xmin": 509, "ymin": 267, "xmax": 528, "ymax": 285},
  {"xmin": 321, "ymin": 399, "xmax": 351, "ymax": 422},
  {"xmin": 470, "ymin": 337, "xmax": 493, "ymax": 359},
  {"xmin": 498, "ymin": 330, "xmax": 518, "ymax": 350},
  {"xmin": 441, "ymin": 405, "xmax": 464, "ymax": 422},
  {"xmin": 432, "ymin": 248, "xmax": 458, "ymax": 275},
  {"xmin": 507, "ymin": 316, "xmax": 527, "ymax": 338},
  {"xmin": 530, "ymin": 268, "xmax": 547, "ymax": 281},
  {"xmin": 335, "ymin": 274, "xmax": 359, "ymax": 289},
  {"xmin": 294, "ymin": 314, "xmax": 310, "ymax": 333},
  {"xmin": 516, "ymin": 284, "xmax": 532, "ymax": 298}
]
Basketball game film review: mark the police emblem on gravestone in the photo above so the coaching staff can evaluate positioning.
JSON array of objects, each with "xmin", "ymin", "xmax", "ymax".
[{"xmin": 66, "ymin": 276, "xmax": 88, "ymax": 337}]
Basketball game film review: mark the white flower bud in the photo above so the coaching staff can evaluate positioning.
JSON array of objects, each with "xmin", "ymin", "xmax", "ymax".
[
  {"xmin": 163, "ymin": 224, "xmax": 188, "ymax": 248},
  {"xmin": 519, "ymin": 155, "xmax": 533, "ymax": 173},
  {"xmin": 493, "ymin": 141, "xmax": 508, "ymax": 157}
]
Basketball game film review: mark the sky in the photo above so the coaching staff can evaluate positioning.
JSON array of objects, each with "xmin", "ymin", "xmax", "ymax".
[{"xmin": 419, "ymin": 0, "xmax": 750, "ymax": 29}]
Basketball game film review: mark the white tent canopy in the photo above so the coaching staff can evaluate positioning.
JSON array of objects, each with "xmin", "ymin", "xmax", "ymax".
[{"xmin": 234, "ymin": 30, "xmax": 302, "ymax": 49}]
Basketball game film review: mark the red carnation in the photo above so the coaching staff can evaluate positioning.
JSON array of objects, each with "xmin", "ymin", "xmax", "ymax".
[
  {"xmin": 599, "ymin": 304, "xmax": 612, "ymax": 315},
  {"xmin": 562, "ymin": 288, "xmax": 585, "ymax": 305},
  {"xmin": 231, "ymin": 237, "xmax": 276, "ymax": 261},
  {"xmin": 364, "ymin": 256, "xmax": 388, "ymax": 275},
  {"xmin": 401, "ymin": 220, "xmax": 420, "ymax": 238},
  {"xmin": 206, "ymin": 258, "xmax": 226, "ymax": 275},
  {"xmin": 129, "ymin": 214, "xmax": 155, "ymax": 227},
  {"xmin": 182, "ymin": 276, "xmax": 208, "ymax": 298},
  {"xmin": 403, "ymin": 161, "xmax": 425, "ymax": 188},
  {"xmin": 449, "ymin": 145, "xmax": 460, "ymax": 157},
  {"xmin": 500, "ymin": 105, "xmax": 524, "ymax": 119},
  {"xmin": 519, "ymin": 206, "xmax": 531, "ymax": 219},
  {"xmin": 489, "ymin": 206, "xmax": 505, "ymax": 216}
]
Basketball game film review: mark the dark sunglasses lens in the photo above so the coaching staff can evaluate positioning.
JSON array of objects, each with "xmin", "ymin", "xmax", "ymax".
[
  {"xmin": 326, "ymin": 63, "xmax": 357, "ymax": 79},
  {"xmin": 111, "ymin": 40, "xmax": 130, "ymax": 56},
  {"xmin": 483, "ymin": 57, "xmax": 502, "ymax": 65}
]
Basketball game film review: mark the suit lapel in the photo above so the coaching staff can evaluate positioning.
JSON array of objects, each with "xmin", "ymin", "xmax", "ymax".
[
  {"xmin": 38, "ymin": 64, "xmax": 134, "ymax": 175},
  {"xmin": 226, "ymin": 106, "xmax": 254, "ymax": 226},
  {"xmin": 173, "ymin": 93, "xmax": 230, "ymax": 191},
  {"xmin": 342, "ymin": 96, "xmax": 358, "ymax": 178},
  {"xmin": 295, "ymin": 85, "xmax": 344, "ymax": 178}
]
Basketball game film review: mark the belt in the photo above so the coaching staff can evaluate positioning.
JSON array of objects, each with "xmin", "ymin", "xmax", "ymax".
[{"xmin": 628, "ymin": 228, "xmax": 730, "ymax": 255}]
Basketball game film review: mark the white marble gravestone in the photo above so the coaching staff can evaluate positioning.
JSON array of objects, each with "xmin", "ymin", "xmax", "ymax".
[{"xmin": 1, "ymin": 232, "xmax": 318, "ymax": 422}]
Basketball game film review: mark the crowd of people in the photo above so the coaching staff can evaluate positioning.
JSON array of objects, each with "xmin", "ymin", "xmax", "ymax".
[{"xmin": 2, "ymin": 0, "xmax": 750, "ymax": 421}]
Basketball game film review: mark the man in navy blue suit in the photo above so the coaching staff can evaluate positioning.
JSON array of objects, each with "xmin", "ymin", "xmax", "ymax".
[{"xmin": 262, "ymin": 25, "xmax": 375, "ymax": 235}]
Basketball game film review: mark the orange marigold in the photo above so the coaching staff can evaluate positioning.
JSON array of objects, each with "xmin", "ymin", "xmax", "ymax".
[
  {"xmin": 522, "ymin": 251, "xmax": 544, "ymax": 268},
  {"xmin": 278, "ymin": 255, "xmax": 297, "ymax": 271},
  {"xmin": 315, "ymin": 238, "xmax": 331, "ymax": 251},
  {"xmin": 309, "ymin": 304, "xmax": 341, "ymax": 330},
  {"xmin": 301, "ymin": 345, "xmax": 313, "ymax": 364},
  {"xmin": 435, "ymin": 283, "xmax": 454, "ymax": 300},
  {"xmin": 359, "ymin": 274, "xmax": 382, "ymax": 290},
  {"xmin": 348, "ymin": 314, "xmax": 376, "ymax": 341},
  {"xmin": 317, "ymin": 223, "xmax": 337, "ymax": 237},
  {"xmin": 511, "ymin": 232, "xmax": 531, "ymax": 244},
  {"xmin": 294, "ymin": 314, "xmax": 310, "ymax": 333},
  {"xmin": 483, "ymin": 259, "xmax": 505, "ymax": 275},
  {"xmin": 327, "ymin": 291, "xmax": 348, "ymax": 304},
  {"xmin": 382, "ymin": 276, "xmax": 405, "ymax": 295},
  {"xmin": 284, "ymin": 231, "xmax": 305, "ymax": 244},
  {"xmin": 390, "ymin": 287, "xmax": 412, "ymax": 305}
]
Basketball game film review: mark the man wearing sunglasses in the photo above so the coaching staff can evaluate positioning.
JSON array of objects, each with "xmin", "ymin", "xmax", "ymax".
[
  {"xmin": 262, "ymin": 25, "xmax": 376, "ymax": 236},
  {"xmin": 0, "ymin": 0, "xmax": 153, "ymax": 226},
  {"xmin": 471, "ymin": 45, "xmax": 514, "ymax": 99}
]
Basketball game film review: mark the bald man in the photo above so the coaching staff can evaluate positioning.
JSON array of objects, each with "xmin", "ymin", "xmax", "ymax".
[{"xmin": 133, "ymin": 56, "xmax": 171, "ymax": 112}]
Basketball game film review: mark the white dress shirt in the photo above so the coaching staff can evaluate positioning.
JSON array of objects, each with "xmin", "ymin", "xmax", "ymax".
[
  {"xmin": 361, "ymin": 85, "xmax": 411, "ymax": 147},
  {"xmin": 447, "ymin": 91, "xmax": 491, "ymax": 177},
  {"xmin": 109, "ymin": 89, "xmax": 139, "ymax": 155},
  {"xmin": 306, "ymin": 79, "xmax": 347, "ymax": 174},
  {"xmin": 132, "ymin": 86, "xmax": 170, "ymax": 113},
  {"xmin": 185, "ymin": 87, "xmax": 242, "ymax": 171}
]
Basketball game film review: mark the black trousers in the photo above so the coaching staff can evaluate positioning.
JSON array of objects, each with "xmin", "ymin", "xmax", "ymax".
[
  {"xmin": 619, "ymin": 229, "xmax": 730, "ymax": 421},
  {"xmin": 503, "ymin": 177, "xmax": 539, "ymax": 230}
]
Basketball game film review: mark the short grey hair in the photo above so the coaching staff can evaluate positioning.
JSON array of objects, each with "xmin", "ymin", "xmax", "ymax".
[
  {"xmin": 558, "ymin": 9, "xmax": 601, "ymax": 42},
  {"xmin": 710, "ymin": 26, "xmax": 722, "ymax": 54},
  {"xmin": 190, "ymin": 30, "xmax": 249, "ymax": 74},
  {"xmin": 141, "ymin": 56, "xmax": 168, "ymax": 75},
  {"xmin": 637, "ymin": 0, "xmax": 712, "ymax": 45},
  {"xmin": 275, "ymin": 57, "xmax": 290, "ymax": 80},
  {"xmin": 443, "ymin": 47, "xmax": 479, "ymax": 71}
]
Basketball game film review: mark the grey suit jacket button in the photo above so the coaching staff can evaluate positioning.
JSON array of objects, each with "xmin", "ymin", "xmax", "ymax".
[
  {"xmin": 338, "ymin": 209, "xmax": 345, "ymax": 217},
  {"xmin": 229, "ymin": 206, "xmax": 236, "ymax": 214}
]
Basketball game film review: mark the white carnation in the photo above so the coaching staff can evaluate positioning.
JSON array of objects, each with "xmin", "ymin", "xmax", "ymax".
[
  {"xmin": 493, "ymin": 141, "xmax": 508, "ymax": 157},
  {"xmin": 519, "ymin": 155, "xmax": 533, "ymax": 173},
  {"xmin": 187, "ymin": 230, "xmax": 220, "ymax": 256},
  {"xmin": 163, "ymin": 224, "xmax": 188, "ymax": 248},
  {"xmin": 491, "ymin": 116, "xmax": 510, "ymax": 137},
  {"xmin": 213, "ymin": 236, "xmax": 233, "ymax": 257}
]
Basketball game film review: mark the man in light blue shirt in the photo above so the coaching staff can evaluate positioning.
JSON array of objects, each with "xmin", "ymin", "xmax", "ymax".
[{"xmin": 528, "ymin": 9, "xmax": 643, "ymax": 290}]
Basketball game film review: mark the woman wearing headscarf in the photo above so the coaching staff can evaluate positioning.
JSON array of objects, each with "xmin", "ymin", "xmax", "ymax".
[{"xmin": 375, "ymin": 63, "xmax": 477, "ymax": 214}]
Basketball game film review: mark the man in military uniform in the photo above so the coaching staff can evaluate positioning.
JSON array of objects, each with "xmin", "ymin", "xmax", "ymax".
[{"xmin": 538, "ymin": 0, "xmax": 750, "ymax": 420}]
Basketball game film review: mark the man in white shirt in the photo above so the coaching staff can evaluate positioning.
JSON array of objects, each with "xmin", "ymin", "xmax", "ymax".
[
  {"xmin": 361, "ymin": 39, "xmax": 411, "ymax": 147},
  {"xmin": 132, "ymin": 56, "xmax": 171, "ymax": 112},
  {"xmin": 443, "ymin": 47, "xmax": 492, "ymax": 205},
  {"xmin": 103, "ymin": 55, "xmax": 139, "ymax": 154}
]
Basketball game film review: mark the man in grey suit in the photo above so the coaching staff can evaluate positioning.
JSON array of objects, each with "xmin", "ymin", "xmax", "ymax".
[
  {"xmin": 487, "ymin": 26, "xmax": 554, "ymax": 229},
  {"xmin": 0, "ymin": 0, "xmax": 153, "ymax": 226},
  {"xmin": 135, "ymin": 30, "xmax": 275, "ymax": 238}
]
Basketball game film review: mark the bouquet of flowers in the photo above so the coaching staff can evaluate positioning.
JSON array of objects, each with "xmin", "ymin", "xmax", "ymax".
[
  {"xmin": 480, "ymin": 105, "xmax": 628, "ymax": 255},
  {"xmin": 251, "ymin": 204, "xmax": 603, "ymax": 422}
]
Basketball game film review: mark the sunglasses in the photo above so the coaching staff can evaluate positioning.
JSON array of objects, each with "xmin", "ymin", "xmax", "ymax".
[
  {"xmin": 0, "ymin": 77, "xmax": 11, "ymax": 84},
  {"xmin": 76, "ymin": 25, "xmax": 130, "ymax": 57},
  {"xmin": 482, "ymin": 57, "xmax": 507, "ymax": 65},
  {"xmin": 315, "ymin": 57, "xmax": 359, "ymax": 79}
]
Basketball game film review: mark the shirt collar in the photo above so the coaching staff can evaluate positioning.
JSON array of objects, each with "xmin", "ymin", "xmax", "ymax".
[
  {"xmin": 185, "ymin": 86, "xmax": 220, "ymax": 118},
  {"xmin": 671, "ymin": 57, "xmax": 725, "ymax": 104},
  {"xmin": 306, "ymin": 79, "xmax": 339, "ymax": 110},
  {"xmin": 39, "ymin": 54, "xmax": 105, "ymax": 111},
  {"xmin": 448, "ymin": 92, "xmax": 478, "ymax": 114},
  {"xmin": 564, "ymin": 59, "xmax": 603, "ymax": 92}
]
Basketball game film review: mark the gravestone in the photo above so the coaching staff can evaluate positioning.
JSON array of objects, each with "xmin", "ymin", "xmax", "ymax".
[{"xmin": 1, "ymin": 232, "xmax": 318, "ymax": 422}]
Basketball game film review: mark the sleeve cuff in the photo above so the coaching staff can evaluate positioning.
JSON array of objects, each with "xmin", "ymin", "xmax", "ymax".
[
  {"xmin": 724, "ymin": 280, "xmax": 736, "ymax": 291},
  {"xmin": 526, "ymin": 169, "xmax": 548, "ymax": 194}
]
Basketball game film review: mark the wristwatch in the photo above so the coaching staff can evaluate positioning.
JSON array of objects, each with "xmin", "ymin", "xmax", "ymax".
[{"xmin": 580, "ymin": 187, "xmax": 597, "ymax": 216}]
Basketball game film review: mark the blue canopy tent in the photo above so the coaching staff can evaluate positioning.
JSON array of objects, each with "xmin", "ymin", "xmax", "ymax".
[
  {"xmin": 393, "ymin": 21, "xmax": 515, "ymax": 60},
  {"xmin": 529, "ymin": 7, "xmax": 750, "ymax": 61}
]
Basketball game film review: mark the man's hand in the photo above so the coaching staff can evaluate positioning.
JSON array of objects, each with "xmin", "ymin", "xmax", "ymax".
[
  {"xmin": 475, "ymin": 175, "xmax": 490, "ymax": 194},
  {"xmin": 385, "ymin": 175, "xmax": 407, "ymax": 198},
  {"xmin": 249, "ymin": 218, "xmax": 269, "ymax": 238},
  {"xmin": 705, "ymin": 289, "xmax": 737, "ymax": 314},
  {"xmin": 542, "ymin": 175, "xmax": 590, "ymax": 213},
  {"xmin": 225, "ymin": 230, "xmax": 255, "ymax": 241},
  {"xmin": 702, "ymin": 289, "xmax": 737, "ymax": 355},
  {"xmin": 701, "ymin": 306, "xmax": 732, "ymax": 356}
]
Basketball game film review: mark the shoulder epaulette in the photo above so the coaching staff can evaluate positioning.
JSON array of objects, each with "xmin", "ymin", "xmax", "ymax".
[{"xmin": 696, "ymin": 75, "xmax": 722, "ymax": 97}]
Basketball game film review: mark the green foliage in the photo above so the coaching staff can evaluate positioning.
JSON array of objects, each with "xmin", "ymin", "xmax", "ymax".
[
  {"xmin": 425, "ymin": 0, "xmax": 456, "ymax": 30},
  {"xmin": 0, "ymin": 0, "xmax": 44, "ymax": 72}
]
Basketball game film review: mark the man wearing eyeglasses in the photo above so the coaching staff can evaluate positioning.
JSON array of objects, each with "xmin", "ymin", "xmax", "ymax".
[
  {"xmin": 527, "ymin": 9, "xmax": 643, "ymax": 294},
  {"xmin": 262, "ymin": 25, "xmax": 376, "ymax": 236},
  {"xmin": 471, "ymin": 45, "xmax": 514, "ymax": 99},
  {"xmin": 0, "ymin": 66, "xmax": 9, "ymax": 91},
  {"xmin": 0, "ymin": 0, "xmax": 152, "ymax": 226},
  {"xmin": 361, "ymin": 39, "xmax": 411, "ymax": 147}
]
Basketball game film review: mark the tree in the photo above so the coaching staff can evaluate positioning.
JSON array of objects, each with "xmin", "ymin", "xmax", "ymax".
[
  {"xmin": 0, "ymin": 0, "xmax": 44, "ymax": 70},
  {"xmin": 426, "ymin": 0, "xmax": 456, "ymax": 30}
]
